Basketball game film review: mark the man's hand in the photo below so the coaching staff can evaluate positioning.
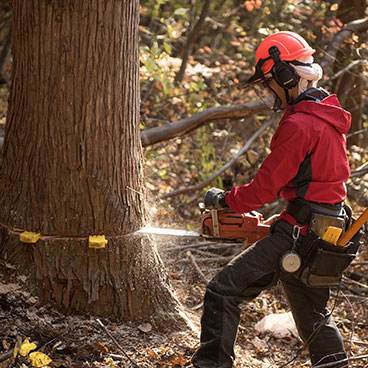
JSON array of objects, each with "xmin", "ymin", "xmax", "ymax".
[{"xmin": 204, "ymin": 188, "xmax": 229, "ymax": 209}]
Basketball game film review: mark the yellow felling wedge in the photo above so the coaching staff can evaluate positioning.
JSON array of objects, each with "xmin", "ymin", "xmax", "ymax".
[
  {"xmin": 20, "ymin": 231, "xmax": 41, "ymax": 244},
  {"xmin": 321, "ymin": 226, "xmax": 342, "ymax": 245},
  {"xmin": 89, "ymin": 235, "xmax": 108, "ymax": 249}
]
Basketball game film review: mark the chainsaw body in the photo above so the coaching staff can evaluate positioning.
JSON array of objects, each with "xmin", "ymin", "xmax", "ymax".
[{"xmin": 200, "ymin": 208, "xmax": 271, "ymax": 243}]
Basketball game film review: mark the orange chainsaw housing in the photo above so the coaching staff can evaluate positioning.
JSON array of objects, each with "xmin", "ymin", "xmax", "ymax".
[{"xmin": 200, "ymin": 209, "xmax": 270, "ymax": 243}]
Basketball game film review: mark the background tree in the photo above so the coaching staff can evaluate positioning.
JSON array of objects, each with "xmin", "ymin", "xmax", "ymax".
[{"xmin": 0, "ymin": 0, "xmax": 185, "ymax": 326}]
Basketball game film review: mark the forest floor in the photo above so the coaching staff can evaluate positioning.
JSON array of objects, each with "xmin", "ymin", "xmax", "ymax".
[{"xmin": 0, "ymin": 225, "xmax": 367, "ymax": 368}]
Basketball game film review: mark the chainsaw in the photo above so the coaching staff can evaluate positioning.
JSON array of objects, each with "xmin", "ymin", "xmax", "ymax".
[
  {"xmin": 139, "ymin": 207, "xmax": 272, "ymax": 243},
  {"xmin": 200, "ymin": 208, "xmax": 271, "ymax": 243}
]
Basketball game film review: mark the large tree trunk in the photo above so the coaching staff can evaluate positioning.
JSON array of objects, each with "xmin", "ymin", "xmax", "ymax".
[{"xmin": 0, "ymin": 0, "xmax": 186, "ymax": 326}]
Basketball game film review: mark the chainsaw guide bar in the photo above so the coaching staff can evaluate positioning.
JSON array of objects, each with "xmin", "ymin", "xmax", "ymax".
[
  {"xmin": 139, "ymin": 208, "xmax": 271, "ymax": 244},
  {"xmin": 137, "ymin": 226, "xmax": 201, "ymax": 238}
]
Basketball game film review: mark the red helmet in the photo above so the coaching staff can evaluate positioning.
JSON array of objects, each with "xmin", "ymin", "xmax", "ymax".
[{"xmin": 246, "ymin": 31, "xmax": 315, "ymax": 84}]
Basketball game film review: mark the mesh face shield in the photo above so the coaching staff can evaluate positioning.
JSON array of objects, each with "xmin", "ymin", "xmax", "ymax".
[
  {"xmin": 245, "ymin": 57, "xmax": 283, "ymax": 112},
  {"xmin": 252, "ymin": 77, "xmax": 283, "ymax": 112}
]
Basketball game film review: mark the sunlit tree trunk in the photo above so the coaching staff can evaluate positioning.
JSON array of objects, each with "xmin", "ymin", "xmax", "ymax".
[{"xmin": 0, "ymin": 0, "xmax": 185, "ymax": 325}]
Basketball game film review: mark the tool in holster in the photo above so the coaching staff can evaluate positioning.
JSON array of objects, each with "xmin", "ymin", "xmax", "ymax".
[
  {"xmin": 309, "ymin": 213, "xmax": 345, "ymax": 239},
  {"xmin": 321, "ymin": 226, "xmax": 342, "ymax": 245},
  {"xmin": 337, "ymin": 208, "xmax": 368, "ymax": 246},
  {"xmin": 280, "ymin": 210, "xmax": 347, "ymax": 274}
]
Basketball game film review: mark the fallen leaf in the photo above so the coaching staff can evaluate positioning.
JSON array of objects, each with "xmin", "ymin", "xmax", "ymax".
[
  {"xmin": 138, "ymin": 323, "xmax": 152, "ymax": 333},
  {"xmin": 96, "ymin": 342, "xmax": 109, "ymax": 353},
  {"xmin": 19, "ymin": 338, "xmax": 37, "ymax": 357},
  {"xmin": 28, "ymin": 351, "xmax": 52, "ymax": 367},
  {"xmin": 0, "ymin": 283, "xmax": 20, "ymax": 295}
]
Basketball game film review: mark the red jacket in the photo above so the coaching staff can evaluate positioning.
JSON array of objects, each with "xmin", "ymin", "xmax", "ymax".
[{"xmin": 225, "ymin": 92, "xmax": 351, "ymax": 215}]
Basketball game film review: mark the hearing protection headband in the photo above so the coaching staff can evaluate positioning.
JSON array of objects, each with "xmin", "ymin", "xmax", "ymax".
[
  {"xmin": 245, "ymin": 46, "xmax": 312, "ymax": 110},
  {"xmin": 246, "ymin": 45, "xmax": 311, "ymax": 87}
]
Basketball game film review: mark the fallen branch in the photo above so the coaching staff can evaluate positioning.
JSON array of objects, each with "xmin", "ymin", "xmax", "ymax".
[
  {"xmin": 177, "ymin": 255, "xmax": 234, "ymax": 264},
  {"xmin": 331, "ymin": 293, "xmax": 368, "ymax": 300},
  {"xmin": 312, "ymin": 354, "xmax": 368, "ymax": 368},
  {"xmin": 187, "ymin": 250, "xmax": 207, "ymax": 282},
  {"xmin": 167, "ymin": 241, "xmax": 223, "ymax": 251},
  {"xmin": 96, "ymin": 319, "xmax": 140, "ymax": 368},
  {"xmin": 342, "ymin": 275, "xmax": 368, "ymax": 291},
  {"xmin": 350, "ymin": 261, "xmax": 368, "ymax": 266},
  {"xmin": 140, "ymin": 100, "xmax": 268, "ymax": 147},
  {"xmin": 0, "ymin": 335, "xmax": 22, "ymax": 363},
  {"xmin": 0, "ymin": 350, "xmax": 13, "ymax": 363},
  {"xmin": 158, "ymin": 113, "xmax": 280, "ymax": 199}
]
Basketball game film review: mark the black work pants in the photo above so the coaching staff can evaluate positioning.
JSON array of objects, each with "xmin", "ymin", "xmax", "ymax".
[{"xmin": 192, "ymin": 220, "xmax": 347, "ymax": 368}]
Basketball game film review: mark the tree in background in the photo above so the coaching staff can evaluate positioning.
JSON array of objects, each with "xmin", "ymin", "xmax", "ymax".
[{"xmin": 0, "ymin": 0, "xmax": 185, "ymax": 326}]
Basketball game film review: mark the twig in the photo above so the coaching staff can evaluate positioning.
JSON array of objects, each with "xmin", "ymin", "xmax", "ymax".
[
  {"xmin": 0, "ymin": 335, "xmax": 22, "ymax": 363},
  {"xmin": 312, "ymin": 354, "xmax": 368, "ymax": 368},
  {"xmin": 350, "ymin": 261, "xmax": 368, "ymax": 266},
  {"xmin": 331, "ymin": 292, "xmax": 368, "ymax": 300},
  {"xmin": 328, "ymin": 59, "xmax": 368, "ymax": 82},
  {"xmin": 350, "ymin": 160, "xmax": 368, "ymax": 178},
  {"xmin": 350, "ymin": 339, "xmax": 368, "ymax": 346},
  {"xmin": 167, "ymin": 241, "xmax": 244, "ymax": 251},
  {"xmin": 166, "ymin": 241, "xmax": 220, "ymax": 250},
  {"xmin": 192, "ymin": 248, "xmax": 229, "ymax": 258},
  {"xmin": 0, "ymin": 350, "xmax": 13, "ymax": 363},
  {"xmin": 187, "ymin": 250, "xmax": 207, "ymax": 282},
  {"xmin": 96, "ymin": 319, "xmax": 141, "ymax": 368},
  {"xmin": 159, "ymin": 114, "xmax": 279, "ymax": 199},
  {"xmin": 347, "ymin": 128, "xmax": 368, "ymax": 139},
  {"xmin": 177, "ymin": 255, "xmax": 233, "ymax": 264},
  {"xmin": 342, "ymin": 275, "xmax": 368, "ymax": 291}
]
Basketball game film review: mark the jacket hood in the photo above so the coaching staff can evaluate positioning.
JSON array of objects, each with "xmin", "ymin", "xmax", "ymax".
[{"xmin": 290, "ymin": 88, "xmax": 351, "ymax": 135}]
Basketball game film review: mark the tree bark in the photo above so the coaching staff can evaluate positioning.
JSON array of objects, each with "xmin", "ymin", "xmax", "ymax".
[{"xmin": 0, "ymin": 0, "xmax": 186, "ymax": 326}]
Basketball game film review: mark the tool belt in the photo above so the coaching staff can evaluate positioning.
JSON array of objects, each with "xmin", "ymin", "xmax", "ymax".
[
  {"xmin": 286, "ymin": 199, "xmax": 362, "ymax": 288},
  {"xmin": 286, "ymin": 198, "xmax": 344, "ymax": 225}
]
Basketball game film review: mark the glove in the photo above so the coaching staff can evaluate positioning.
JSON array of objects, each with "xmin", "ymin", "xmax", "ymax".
[{"xmin": 204, "ymin": 187, "xmax": 229, "ymax": 209}]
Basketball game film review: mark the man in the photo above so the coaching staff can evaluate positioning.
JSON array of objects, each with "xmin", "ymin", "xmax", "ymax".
[{"xmin": 192, "ymin": 32, "xmax": 351, "ymax": 368}]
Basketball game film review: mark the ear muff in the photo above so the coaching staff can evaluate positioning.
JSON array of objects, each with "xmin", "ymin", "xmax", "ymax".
[{"xmin": 268, "ymin": 46, "xmax": 300, "ymax": 89}]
